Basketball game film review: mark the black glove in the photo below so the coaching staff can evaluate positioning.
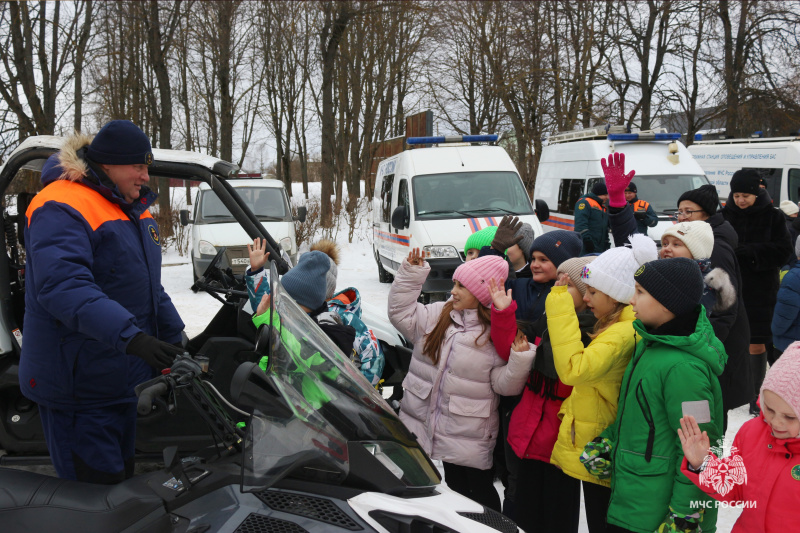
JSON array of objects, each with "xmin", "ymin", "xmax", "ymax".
[
  {"xmin": 582, "ymin": 236, "xmax": 595, "ymax": 253},
  {"xmin": 126, "ymin": 333, "xmax": 184, "ymax": 370},
  {"xmin": 633, "ymin": 211, "xmax": 647, "ymax": 221},
  {"xmin": 491, "ymin": 215, "xmax": 523, "ymax": 252}
]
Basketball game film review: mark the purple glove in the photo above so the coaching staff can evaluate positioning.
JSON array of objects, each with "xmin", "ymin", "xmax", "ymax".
[{"xmin": 601, "ymin": 152, "xmax": 635, "ymax": 208}]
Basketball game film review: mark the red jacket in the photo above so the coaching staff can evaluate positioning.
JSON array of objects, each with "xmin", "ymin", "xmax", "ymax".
[
  {"xmin": 681, "ymin": 415, "xmax": 800, "ymax": 533},
  {"xmin": 491, "ymin": 303, "xmax": 571, "ymax": 462}
]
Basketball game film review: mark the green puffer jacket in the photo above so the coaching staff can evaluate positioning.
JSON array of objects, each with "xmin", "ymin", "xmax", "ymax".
[{"xmin": 600, "ymin": 308, "xmax": 726, "ymax": 533}]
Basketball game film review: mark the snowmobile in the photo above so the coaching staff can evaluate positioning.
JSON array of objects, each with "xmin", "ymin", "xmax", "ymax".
[
  {"xmin": 0, "ymin": 137, "xmax": 412, "ymax": 463},
  {"xmin": 0, "ymin": 262, "xmax": 519, "ymax": 533}
]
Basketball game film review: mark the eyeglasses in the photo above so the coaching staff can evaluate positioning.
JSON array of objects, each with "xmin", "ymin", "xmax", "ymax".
[{"xmin": 671, "ymin": 209, "xmax": 703, "ymax": 219}]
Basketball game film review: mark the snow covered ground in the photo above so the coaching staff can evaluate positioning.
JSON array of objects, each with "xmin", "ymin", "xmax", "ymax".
[{"xmin": 159, "ymin": 181, "xmax": 746, "ymax": 532}]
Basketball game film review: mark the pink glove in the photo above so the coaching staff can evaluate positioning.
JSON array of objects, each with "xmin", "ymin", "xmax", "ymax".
[{"xmin": 601, "ymin": 152, "xmax": 635, "ymax": 208}]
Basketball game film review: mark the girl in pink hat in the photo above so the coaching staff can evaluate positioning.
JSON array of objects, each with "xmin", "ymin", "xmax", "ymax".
[
  {"xmin": 679, "ymin": 340, "xmax": 800, "ymax": 533},
  {"xmin": 388, "ymin": 248, "xmax": 536, "ymax": 511}
]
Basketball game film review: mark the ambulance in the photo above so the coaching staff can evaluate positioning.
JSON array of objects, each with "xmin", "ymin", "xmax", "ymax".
[
  {"xmin": 371, "ymin": 135, "xmax": 549, "ymax": 296},
  {"xmin": 533, "ymin": 126, "xmax": 710, "ymax": 244},
  {"xmin": 688, "ymin": 135, "xmax": 800, "ymax": 204}
]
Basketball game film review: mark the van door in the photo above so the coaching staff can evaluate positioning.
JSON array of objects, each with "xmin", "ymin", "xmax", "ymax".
[{"xmin": 374, "ymin": 162, "xmax": 403, "ymax": 273}]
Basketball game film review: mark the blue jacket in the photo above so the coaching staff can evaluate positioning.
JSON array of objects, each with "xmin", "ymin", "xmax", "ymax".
[
  {"xmin": 772, "ymin": 262, "xmax": 800, "ymax": 351},
  {"xmin": 477, "ymin": 246, "xmax": 553, "ymax": 321},
  {"xmin": 327, "ymin": 288, "xmax": 386, "ymax": 386},
  {"xmin": 20, "ymin": 135, "xmax": 184, "ymax": 410}
]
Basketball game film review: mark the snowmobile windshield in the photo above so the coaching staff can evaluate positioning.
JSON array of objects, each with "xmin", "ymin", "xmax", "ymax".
[
  {"xmin": 413, "ymin": 171, "xmax": 533, "ymax": 220},
  {"xmin": 242, "ymin": 263, "xmax": 440, "ymax": 493}
]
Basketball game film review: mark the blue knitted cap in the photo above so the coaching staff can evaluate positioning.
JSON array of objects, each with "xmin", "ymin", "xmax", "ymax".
[
  {"xmin": 529, "ymin": 230, "xmax": 582, "ymax": 267},
  {"xmin": 87, "ymin": 120, "xmax": 153, "ymax": 165},
  {"xmin": 281, "ymin": 251, "xmax": 330, "ymax": 310}
]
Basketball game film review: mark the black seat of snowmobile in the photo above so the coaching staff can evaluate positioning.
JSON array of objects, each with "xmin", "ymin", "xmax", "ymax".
[{"xmin": 0, "ymin": 467, "xmax": 166, "ymax": 533}]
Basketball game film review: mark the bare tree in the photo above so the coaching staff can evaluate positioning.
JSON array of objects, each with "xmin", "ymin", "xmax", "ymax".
[{"xmin": 0, "ymin": 2, "xmax": 88, "ymax": 137}]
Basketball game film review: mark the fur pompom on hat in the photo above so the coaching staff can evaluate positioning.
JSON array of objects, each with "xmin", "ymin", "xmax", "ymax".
[
  {"xmin": 310, "ymin": 239, "xmax": 340, "ymax": 299},
  {"xmin": 660, "ymin": 221, "xmax": 715, "ymax": 260},
  {"xmin": 780, "ymin": 200, "xmax": 799, "ymax": 216},
  {"xmin": 86, "ymin": 120, "xmax": 153, "ymax": 166},
  {"xmin": 529, "ymin": 230, "xmax": 582, "ymax": 268},
  {"xmin": 281, "ymin": 251, "xmax": 330, "ymax": 310},
  {"xmin": 558, "ymin": 257, "xmax": 596, "ymax": 297},
  {"xmin": 582, "ymin": 233, "xmax": 657, "ymax": 303},
  {"xmin": 634, "ymin": 257, "xmax": 704, "ymax": 317},
  {"xmin": 452, "ymin": 255, "xmax": 508, "ymax": 307},
  {"xmin": 761, "ymin": 340, "xmax": 800, "ymax": 431},
  {"xmin": 464, "ymin": 226, "xmax": 498, "ymax": 255}
]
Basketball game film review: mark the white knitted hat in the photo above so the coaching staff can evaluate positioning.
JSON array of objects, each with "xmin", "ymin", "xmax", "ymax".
[
  {"xmin": 780, "ymin": 200, "xmax": 799, "ymax": 216},
  {"xmin": 581, "ymin": 233, "xmax": 658, "ymax": 303},
  {"xmin": 660, "ymin": 221, "xmax": 714, "ymax": 260}
]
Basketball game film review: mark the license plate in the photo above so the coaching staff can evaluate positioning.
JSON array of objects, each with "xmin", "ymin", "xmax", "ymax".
[{"xmin": 231, "ymin": 258, "xmax": 249, "ymax": 265}]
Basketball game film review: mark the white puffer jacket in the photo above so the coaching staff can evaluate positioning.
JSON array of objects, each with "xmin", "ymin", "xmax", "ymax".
[{"xmin": 389, "ymin": 259, "xmax": 535, "ymax": 470}]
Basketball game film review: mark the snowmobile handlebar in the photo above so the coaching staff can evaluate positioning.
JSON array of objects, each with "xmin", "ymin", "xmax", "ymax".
[{"xmin": 137, "ymin": 380, "xmax": 168, "ymax": 416}]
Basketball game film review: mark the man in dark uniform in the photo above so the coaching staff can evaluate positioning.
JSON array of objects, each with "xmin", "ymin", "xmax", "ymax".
[
  {"xmin": 20, "ymin": 121, "xmax": 185, "ymax": 483},
  {"xmin": 574, "ymin": 182, "xmax": 610, "ymax": 254},
  {"xmin": 624, "ymin": 181, "xmax": 658, "ymax": 235}
]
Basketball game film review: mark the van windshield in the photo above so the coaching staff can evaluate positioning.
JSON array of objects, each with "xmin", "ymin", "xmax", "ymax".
[
  {"xmin": 632, "ymin": 174, "xmax": 710, "ymax": 215},
  {"xmin": 412, "ymin": 171, "xmax": 533, "ymax": 220},
  {"xmin": 199, "ymin": 187, "xmax": 289, "ymax": 223}
]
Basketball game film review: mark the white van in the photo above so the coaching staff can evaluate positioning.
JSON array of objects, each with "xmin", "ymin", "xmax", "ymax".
[
  {"xmin": 688, "ymin": 135, "xmax": 800, "ymax": 204},
  {"xmin": 533, "ymin": 127, "xmax": 710, "ymax": 243},
  {"xmin": 182, "ymin": 178, "xmax": 303, "ymax": 280},
  {"xmin": 372, "ymin": 135, "xmax": 548, "ymax": 295}
]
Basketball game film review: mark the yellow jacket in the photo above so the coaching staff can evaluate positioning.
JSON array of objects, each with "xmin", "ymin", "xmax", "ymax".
[{"xmin": 546, "ymin": 286, "xmax": 636, "ymax": 486}]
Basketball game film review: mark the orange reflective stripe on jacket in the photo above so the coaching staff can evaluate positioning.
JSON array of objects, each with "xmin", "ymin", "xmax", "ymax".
[
  {"xmin": 27, "ymin": 179, "xmax": 153, "ymax": 231},
  {"xmin": 633, "ymin": 199, "xmax": 650, "ymax": 212},
  {"xmin": 584, "ymin": 197, "xmax": 606, "ymax": 212}
]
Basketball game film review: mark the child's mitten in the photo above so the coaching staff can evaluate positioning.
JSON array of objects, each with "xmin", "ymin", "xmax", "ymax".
[
  {"xmin": 579, "ymin": 436, "xmax": 613, "ymax": 479},
  {"xmin": 656, "ymin": 507, "xmax": 703, "ymax": 532},
  {"xmin": 601, "ymin": 152, "xmax": 635, "ymax": 208}
]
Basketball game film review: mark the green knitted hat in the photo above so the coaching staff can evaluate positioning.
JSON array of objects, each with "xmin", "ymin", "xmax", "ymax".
[{"xmin": 464, "ymin": 226, "xmax": 498, "ymax": 255}]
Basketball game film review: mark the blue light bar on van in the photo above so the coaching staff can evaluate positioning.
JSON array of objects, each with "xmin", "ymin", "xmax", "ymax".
[
  {"xmin": 607, "ymin": 133, "xmax": 682, "ymax": 141},
  {"xmin": 406, "ymin": 134, "xmax": 498, "ymax": 145}
]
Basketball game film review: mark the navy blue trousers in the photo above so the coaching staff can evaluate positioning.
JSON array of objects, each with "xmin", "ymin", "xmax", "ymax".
[{"xmin": 39, "ymin": 403, "xmax": 136, "ymax": 484}]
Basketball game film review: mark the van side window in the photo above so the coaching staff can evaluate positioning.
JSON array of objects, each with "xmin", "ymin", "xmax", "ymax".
[
  {"xmin": 398, "ymin": 179, "xmax": 409, "ymax": 210},
  {"xmin": 746, "ymin": 167, "xmax": 781, "ymax": 202},
  {"xmin": 381, "ymin": 174, "xmax": 395, "ymax": 222},
  {"xmin": 788, "ymin": 169, "xmax": 800, "ymax": 204},
  {"xmin": 558, "ymin": 179, "xmax": 586, "ymax": 215}
]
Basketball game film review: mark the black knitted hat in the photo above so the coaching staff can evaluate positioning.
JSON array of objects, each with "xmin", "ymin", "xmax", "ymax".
[
  {"xmin": 87, "ymin": 120, "xmax": 153, "ymax": 166},
  {"xmin": 678, "ymin": 185, "xmax": 719, "ymax": 216},
  {"xmin": 625, "ymin": 182, "xmax": 637, "ymax": 193},
  {"xmin": 730, "ymin": 169, "xmax": 761, "ymax": 196},
  {"xmin": 529, "ymin": 230, "xmax": 582, "ymax": 268},
  {"xmin": 634, "ymin": 257, "xmax": 704, "ymax": 317},
  {"xmin": 592, "ymin": 182, "xmax": 608, "ymax": 196}
]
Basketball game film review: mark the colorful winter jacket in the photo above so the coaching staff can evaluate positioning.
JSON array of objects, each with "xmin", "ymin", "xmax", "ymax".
[
  {"xmin": 389, "ymin": 259, "xmax": 535, "ymax": 470},
  {"xmin": 20, "ymin": 134, "xmax": 184, "ymax": 410},
  {"xmin": 771, "ymin": 262, "xmax": 800, "ymax": 351},
  {"xmin": 681, "ymin": 414, "xmax": 800, "ymax": 533},
  {"xmin": 245, "ymin": 267, "xmax": 356, "ymax": 360},
  {"xmin": 327, "ymin": 288, "xmax": 386, "ymax": 386},
  {"xmin": 601, "ymin": 309, "xmax": 726, "ymax": 533},
  {"xmin": 547, "ymin": 285, "xmax": 636, "ymax": 486},
  {"xmin": 492, "ymin": 302, "xmax": 596, "ymax": 463}
]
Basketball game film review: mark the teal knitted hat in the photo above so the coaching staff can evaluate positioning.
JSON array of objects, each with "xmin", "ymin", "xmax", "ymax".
[{"xmin": 464, "ymin": 226, "xmax": 498, "ymax": 255}]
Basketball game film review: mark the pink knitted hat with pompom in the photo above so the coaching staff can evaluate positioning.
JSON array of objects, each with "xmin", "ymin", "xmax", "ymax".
[
  {"xmin": 761, "ymin": 341, "xmax": 800, "ymax": 425},
  {"xmin": 452, "ymin": 255, "xmax": 508, "ymax": 307}
]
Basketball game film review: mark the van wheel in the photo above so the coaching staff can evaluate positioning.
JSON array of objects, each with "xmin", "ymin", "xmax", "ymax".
[{"xmin": 375, "ymin": 252, "xmax": 394, "ymax": 283}]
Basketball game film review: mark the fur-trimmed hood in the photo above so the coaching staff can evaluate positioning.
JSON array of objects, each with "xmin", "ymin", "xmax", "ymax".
[
  {"xmin": 705, "ymin": 267, "xmax": 736, "ymax": 313},
  {"xmin": 41, "ymin": 133, "xmax": 94, "ymax": 185}
]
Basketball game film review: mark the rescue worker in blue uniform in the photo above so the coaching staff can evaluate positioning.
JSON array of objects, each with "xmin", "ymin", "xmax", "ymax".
[
  {"xmin": 574, "ymin": 182, "xmax": 610, "ymax": 254},
  {"xmin": 624, "ymin": 181, "xmax": 658, "ymax": 235},
  {"xmin": 20, "ymin": 120, "xmax": 185, "ymax": 484}
]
